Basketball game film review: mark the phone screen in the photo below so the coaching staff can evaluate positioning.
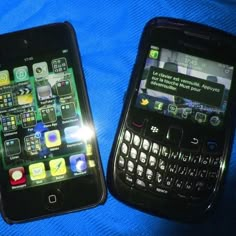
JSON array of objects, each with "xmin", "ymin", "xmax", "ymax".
[
  {"xmin": 0, "ymin": 49, "xmax": 94, "ymax": 191},
  {"xmin": 135, "ymin": 46, "xmax": 234, "ymax": 127}
]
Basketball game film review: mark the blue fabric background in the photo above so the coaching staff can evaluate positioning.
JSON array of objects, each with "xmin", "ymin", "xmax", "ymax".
[{"xmin": 0, "ymin": 0, "xmax": 236, "ymax": 235}]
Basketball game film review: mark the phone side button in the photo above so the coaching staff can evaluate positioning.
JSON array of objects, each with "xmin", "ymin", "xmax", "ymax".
[{"xmin": 44, "ymin": 189, "xmax": 64, "ymax": 211}]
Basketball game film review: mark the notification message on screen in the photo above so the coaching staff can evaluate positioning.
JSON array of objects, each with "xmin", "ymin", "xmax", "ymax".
[{"xmin": 146, "ymin": 66, "xmax": 225, "ymax": 107}]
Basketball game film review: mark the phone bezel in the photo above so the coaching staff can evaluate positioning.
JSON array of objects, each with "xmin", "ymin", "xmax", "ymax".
[{"xmin": 0, "ymin": 22, "xmax": 106, "ymax": 223}]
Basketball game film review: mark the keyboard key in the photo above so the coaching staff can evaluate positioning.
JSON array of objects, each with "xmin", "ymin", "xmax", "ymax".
[
  {"xmin": 191, "ymin": 154, "xmax": 201, "ymax": 165},
  {"xmin": 198, "ymin": 169, "xmax": 208, "ymax": 178},
  {"xmin": 158, "ymin": 159, "xmax": 166, "ymax": 171},
  {"xmin": 125, "ymin": 174, "xmax": 134, "ymax": 186},
  {"xmin": 164, "ymin": 176, "xmax": 174, "ymax": 188},
  {"xmin": 208, "ymin": 170, "xmax": 219, "ymax": 180},
  {"xmin": 178, "ymin": 165, "xmax": 187, "ymax": 176},
  {"xmin": 118, "ymin": 156, "xmax": 125, "ymax": 168},
  {"xmin": 152, "ymin": 143, "xmax": 159, "ymax": 154},
  {"xmin": 142, "ymin": 139, "xmax": 150, "ymax": 151},
  {"xmin": 146, "ymin": 168, "xmax": 154, "ymax": 181},
  {"xmin": 124, "ymin": 130, "xmax": 132, "ymax": 142},
  {"xmin": 187, "ymin": 167, "xmax": 197, "ymax": 178},
  {"xmin": 137, "ymin": 165, "xmax": 144, "ymax": 178},
  {"xmin": 136, "ymin": 179, "xmax": 146, "ymax": 189},
  {"xmin": 174, "ymin": 179, "xmax": 184, "ymax": 190},
  {"xmin": 211, "ymin": 156, "xmax": 221, "ymax": 167},
  {"xmin": 148, "ymin": 155, "xmax": 157, "ymax": 168},
  {"xmin": 184, "ymin": 180, "xmax": 193, "ymax": 192},
  {"xmin": 133, "ymin": 135, "xmax": 141, "ymax": 147},
  {"xmin": 139, "ymin": 152, "xmax": 147, "ymax": 164},
  {"xmin": 127, "ymin": 160, "xmax": 135, "ymax": 173},
  {"xmin": 201, "ymin": 156, "xmax": 211, "ymax": 166},
  {"xmin": 180, "ymin": 152, "xmax": 190, "ymax": 163},
  {"xmin": 161, "ymin": 146, "xmax": 170, "ymax": 158},
  {"xmin": 195, "ymin": 181, "xmax": 206, "ymax": 193},
  {"xmin": 169, "ymin": 149, "xmax": 179, "ymax": 160},
  {"xmin": 130, "ymin": 147, "xmax": 138, "ymax": 160},
  {"xmin": 156, "ymin": 171, "xmax": 163, "ymax": 185},
  {"xmin": 121, "ymin": 143, "xmax": 128, "ymax": 155},
  {"xmin": 168, "ymin": 163, "xmax": 178, "ymax": 174}
]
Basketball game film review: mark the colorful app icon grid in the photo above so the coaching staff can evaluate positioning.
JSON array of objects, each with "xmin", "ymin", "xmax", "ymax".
[
  {"xmin": 4, "ymin": 138, "xmax": 21, "ymax": 156},
  {"xmin": 0, "ymin": 93, "xmax": 13, "ymax": 108},
  {"xmin": 21, "ymin": 111, "xmax": 36, "ymax": 128},
  {"xmin": 51, "ymin": 57, "xmax": 68, "ymax": 73},
  {"xmin": 41, "ymin": 107, "xmax": 57, "ymax": 124},
  {"xmin": 61, "ymin": 102, "xmax": 76, "ymax": 120},
  {"xmin": 24, "ymin": 134, "xmax": 41, "ymax": 155},
  {"xmin": 1, "ymin": 115, "xmax": 17, "ymax": 132}
]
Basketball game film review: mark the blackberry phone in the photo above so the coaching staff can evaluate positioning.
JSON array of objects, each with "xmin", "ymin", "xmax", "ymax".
[
  {"xmin": 107, "ymin": 17, "xmax": 236, "ymax": 221},
  {"xmin": 0, "ymin": 22, "xmax": 106, "ymax": 223}
]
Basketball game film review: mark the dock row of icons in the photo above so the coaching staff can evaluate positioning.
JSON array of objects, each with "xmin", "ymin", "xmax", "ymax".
[
  {"xmin": 9, "ymin": 154, "xmax": 87, "ymax": 186},
  {"xmin": 140, "ymin": 98, "xmax": 221, "ymax": 126},
  {"xmin": 4, "ymin": 126, "xmax": 81, "ymax": 156}
]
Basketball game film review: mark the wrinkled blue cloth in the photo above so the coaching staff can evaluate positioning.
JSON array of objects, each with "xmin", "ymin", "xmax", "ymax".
[{"xmin": 0, "ymin": 0, "xmax": 236, "ymax": 235}]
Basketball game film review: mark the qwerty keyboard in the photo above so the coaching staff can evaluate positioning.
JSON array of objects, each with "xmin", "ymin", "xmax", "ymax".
[{"xmin": 116, "ymin": 128, "xmax": 221, "ymax": 201}]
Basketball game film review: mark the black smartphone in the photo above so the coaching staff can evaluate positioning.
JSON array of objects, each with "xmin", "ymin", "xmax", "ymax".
[
  {"xmin": 107, "ymin": 17, "xmax": 236, "ymax": 221},
  {"xmin": 0, "ymin": 22, "xmax": 106, "ymax": 223}
]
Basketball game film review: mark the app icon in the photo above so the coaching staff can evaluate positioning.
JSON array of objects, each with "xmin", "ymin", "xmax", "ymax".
[
  {"xmin": 51, "ymin": 57, "xmax": 68, "ymax": 73},
  {"xmin": 168, "ymin": 104, "xmax": 178, "ymax": 115},
  {"xmin": 195, "ymin": 112, "xmax": 207, "ymax": 123},
  {"xmin": 4, "ymin": 138, "xmax": 21, "ymax": 156},
  {"xmin": 14, "ymin": 66, "xmax": 29, "ymax": 82},
  {"xmin": 32, "ymin": 62, "xmax": 49, "ymax": 79},
  {"xmin": 64, "ymin": 126, "xmax": 81, "ymax": 144},
  {"xmin": 182, "ymin": 108, "xmax": 192, "ymax": 119},
  {"xmin": 29, "ymin": 162, "xmax": 46, "ymax": 180},
  {"xmin": 21, "ymin": 111, "xmax": 36, "ymax": 128},
  {"xmin": 0, "ymin": 70, "xmax": 10, "ymax": 87},
  {"xmin": 49, "ymin": 158, "xmax": 66, "ymax": 176},
  {"xmin": 44, "ymin": 130, "xmax": 61, "ymax": 148},
  {"xmin": 9, "ymin": 167, "xmax": 26, "ymax": 186},
  {"xmin": 1, "ymin": 115, "xmax": 17, "ymax": 132},
  {"xmin": 61, "ymin": 102, "xmax": 76, "ymax": 120},
  {"xmin": 16, "ymin": 85, "xmax": 33, "ymax": 105},
  {"xmin": 24, "ymin": 134, "xmax": 41, "ymax": 155},
  {"xmin": 41, "ymin": 107, "xmax": 57, "ymax": 124},
  {"xmin": 149, "ymin": 49, "xmax": 159, "ymax": 59},
  {"xmin": 140, "ymin": 98, "xmax": 149, "ymax": 106},
  {"xmin": 0, "ymin": 93, "xmax": 13, "ymax": 109},
  {"xmin": 37, "ymin": 84, "xmax": 52, "ymax": 100},
  {"xmin": 154, "ymin": 101, "xmax": 164, "ymax": 111},
  {"xmin": 69, "ymin": 154, "xmax": 87, "ymax": 173},
  {"xmin": 210, "ymin": 116, "xmax": 221, "ymax": 126},
  {"xmin": 56, "ymin": 80, "xmax": 72, "ymax": 96}
]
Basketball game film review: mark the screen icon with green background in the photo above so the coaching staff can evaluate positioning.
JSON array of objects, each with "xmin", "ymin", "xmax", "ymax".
[
  {"xmin": 14, "ymin": 66, "xmax": 29, "ymax": 82},
  {"xmin": 149, "ymin": 49, "xmax": 159, "ymax": 59}
]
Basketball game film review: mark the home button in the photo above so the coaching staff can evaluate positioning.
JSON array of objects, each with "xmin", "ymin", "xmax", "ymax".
[{"xmin": 44, "ymin": 189, "xmax": 64, "ymax": 211}]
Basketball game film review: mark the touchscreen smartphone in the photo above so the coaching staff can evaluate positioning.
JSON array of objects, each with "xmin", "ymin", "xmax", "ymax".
[
  {"xmin": 0, "ymin": 22, "xmax": 106, "ymax": 223},
  {"xmin": 107, "ymin": 17, "xmax": 236, "ymax": 221}
]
